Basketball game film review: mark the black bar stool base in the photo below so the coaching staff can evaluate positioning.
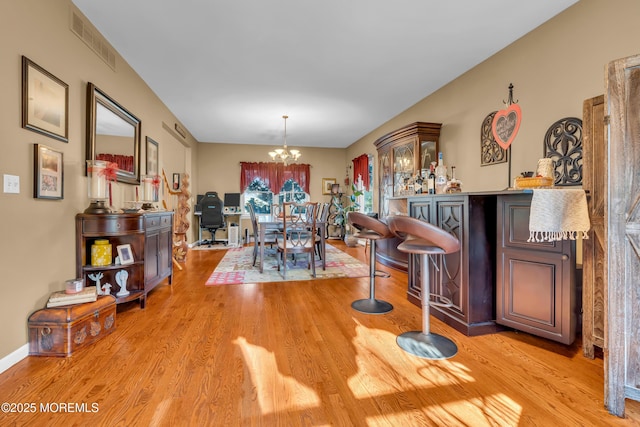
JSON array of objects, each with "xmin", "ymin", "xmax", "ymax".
[
  {"xmin": 397, "ymin": 331, "xmax": 458, "ymax": 359},
  {"xmin": 351, "ymin": 298, "xmax": 393, "ymax": 314}
]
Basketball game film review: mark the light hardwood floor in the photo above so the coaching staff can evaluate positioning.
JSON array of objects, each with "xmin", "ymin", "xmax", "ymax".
[{"xmin": 1, "ymin": 241, "xmax": 639, "ymax": 426}]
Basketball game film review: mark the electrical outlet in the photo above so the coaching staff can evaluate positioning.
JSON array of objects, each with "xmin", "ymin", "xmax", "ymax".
[{"xmin": 3, "ymin": 174, "xmax": 20, "ymax": 194}]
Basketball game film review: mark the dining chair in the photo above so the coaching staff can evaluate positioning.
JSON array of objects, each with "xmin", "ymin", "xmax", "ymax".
[
  {"xmin": 276, "ymin": 202, "xmax": 318, "ymax": 278},
  {"xmin": 315, "ymin": 202, "xmax": 330, "ymax": 260},
  {"xmin": 248, "ymin": 201, "xmax": 279, "ymax": 267}
]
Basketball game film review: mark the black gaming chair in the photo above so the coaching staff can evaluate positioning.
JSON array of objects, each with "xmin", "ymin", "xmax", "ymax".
[{"xmin": 200, "ymin": 191, "xmax": 225, "ymax": 246}]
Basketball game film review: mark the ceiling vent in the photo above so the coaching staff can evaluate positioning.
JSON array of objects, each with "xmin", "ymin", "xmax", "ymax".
[{"xmin": 69, "ymin": 6, "xmax": 116, "ymax": 71}]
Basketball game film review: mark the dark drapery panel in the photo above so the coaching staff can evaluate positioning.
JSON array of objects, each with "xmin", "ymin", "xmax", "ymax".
[
  {"xmin": 281, "ymin": 163, "xmax": 310, "ymax": 194},
  {"xmin": 240, "ymin": 162, "xmax": 310, "ymax": 194},
  {"xmin": 352, "ymin": 154, "xmax": 370, "ymax": 191},
  {"xmin": 240, "ymin": 162, "xmax": 280, "ymax": 193}
]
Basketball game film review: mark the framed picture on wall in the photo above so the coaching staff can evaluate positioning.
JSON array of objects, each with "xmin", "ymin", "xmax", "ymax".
[
  {"xmin": 22, "ymin": 56, "xmax": 69, "ymax": 142},
  {"xmin": 33, "ymin": 143, "xmax": 63, "ymax": 199},
  {"xmin": 322, "ymin": 178, "xmax": 336, "ymax": 195},
  {"xmin": 146, "ymin": 136, "xmax": 159, "ymax": 175}
]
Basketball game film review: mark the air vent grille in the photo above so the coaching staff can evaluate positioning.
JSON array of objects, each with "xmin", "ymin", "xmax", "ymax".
[{"xmin": 69, "ymin": 7, "xmax": 116, "ymax": 71}]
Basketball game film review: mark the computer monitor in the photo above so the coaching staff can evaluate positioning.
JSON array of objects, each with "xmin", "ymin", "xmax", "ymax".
[
  {"xmin": 224, "ymin": 193, "xmax": 241, "ymax": 209},
  {"xmin": 194, "ymin": 194, "xmax": 205, "ymax": 213}
]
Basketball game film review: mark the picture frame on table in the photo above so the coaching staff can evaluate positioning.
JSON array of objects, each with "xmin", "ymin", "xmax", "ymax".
[
  {"xmin": 117, "ymin": 244, "xmax": 134, "ymax": 265},
  {"xmin": 322, "ymin": 178, "xmax": 336, "ymax": 195},
  {"xmin": 146, "ymin": 136, "xmax": 159, "ymax": 175},
  {"xmin": 33, "ymin": 144, "xmax": 63, "ymax": 200},
  {"xmin": 22, "ymin": 56, "xmax": 69, "ymax": 142}
]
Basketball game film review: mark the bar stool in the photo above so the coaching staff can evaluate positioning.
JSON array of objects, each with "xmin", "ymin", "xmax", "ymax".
[
  {"xmin": 387, "ymin": 215, "xmax": 460, "ymax": 359},
  {"xmin": 347, "ymin": 212, "xmax": 394, "ymax": 314}
]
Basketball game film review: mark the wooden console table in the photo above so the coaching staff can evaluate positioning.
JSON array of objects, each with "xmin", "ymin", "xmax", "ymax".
[{"xmin": 75, "ymin": 212, "xmax": 173, "ymax": 308}]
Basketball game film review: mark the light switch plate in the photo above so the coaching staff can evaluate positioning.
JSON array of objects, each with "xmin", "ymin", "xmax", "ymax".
[{"xmin": 3, "ymin": 174, "xmax": 20, "ymax": 194}]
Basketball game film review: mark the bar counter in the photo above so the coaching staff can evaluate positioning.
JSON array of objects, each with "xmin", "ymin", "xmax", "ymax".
[{"xmin": 377, "ymin": 190, "xmax": 577, "ymax": 343}]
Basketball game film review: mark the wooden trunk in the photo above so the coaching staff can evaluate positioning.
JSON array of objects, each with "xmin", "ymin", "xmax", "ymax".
[{"xmin": 28, "ymin": 295, "xmax": 116, "ymax": 357}]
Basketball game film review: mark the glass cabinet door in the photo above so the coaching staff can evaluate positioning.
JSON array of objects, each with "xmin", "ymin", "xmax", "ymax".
[
  {"xmin": 420, "ymin": 140, "xmax": 437, "ymax": 175},
  {"xmin": 393, "ymin": 143, "xmax": 414, "ymax": 196},
  {"xmin": 379, "ymin": 150, "xmax": 392, "ymax": 217}
]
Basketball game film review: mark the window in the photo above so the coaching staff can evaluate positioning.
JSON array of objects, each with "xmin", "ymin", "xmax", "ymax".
[
  {"xmin": 240, "ymin": 162, "xmax": 311, "ymax": 214},
  {"xmin": 353, "ymin": 154, "xmax": 374, "ymax": 214},
  {"xmin": 242, "ymin": 177, "xmax": 308, "ymax": 215},
  {"xmin": 243, "ymin": 178, "xmax": 273, "ymax": 215},
  {"xmin": 277, "ymin": 179, "xmax": 308, "ymax": 204}
]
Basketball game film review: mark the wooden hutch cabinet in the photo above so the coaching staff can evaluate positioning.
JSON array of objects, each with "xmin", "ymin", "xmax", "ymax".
[
  {"xmin": 374, "ymin": 122, "xmax": 441, "ymax": 270},
  {"xmin": 75, "ymin": 212, "xmax": 173, "ymax": 308}
]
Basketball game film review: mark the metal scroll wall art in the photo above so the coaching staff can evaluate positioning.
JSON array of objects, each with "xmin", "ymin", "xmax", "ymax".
[
  {"xmin": 480, "ymin": 111, "xmax": 508, "ymax": 165},
  {"xmin": 543, "ymin": 117, "xmax": 583, "ymax": 186}
]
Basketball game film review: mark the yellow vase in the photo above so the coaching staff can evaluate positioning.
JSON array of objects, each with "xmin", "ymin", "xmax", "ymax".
[{"xmin": 91, "ymin": 239, "xmax": 112, "ymax": 266}]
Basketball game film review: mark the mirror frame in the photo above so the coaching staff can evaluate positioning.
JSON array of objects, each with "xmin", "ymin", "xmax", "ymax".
[{"xmin": 86, "ymin": 82, "xmax": 141, "ymax": 184}]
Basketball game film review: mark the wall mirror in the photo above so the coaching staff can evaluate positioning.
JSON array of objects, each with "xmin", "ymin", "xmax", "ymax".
[{"xmin": 86, "ymin": 82, "xmax": 141, "ymax": 184}]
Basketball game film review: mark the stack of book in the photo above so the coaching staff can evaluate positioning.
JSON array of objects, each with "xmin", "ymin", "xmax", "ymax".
[{"xmin": 46, "ymin": 286, "xmax": 98, "ymax": 308}]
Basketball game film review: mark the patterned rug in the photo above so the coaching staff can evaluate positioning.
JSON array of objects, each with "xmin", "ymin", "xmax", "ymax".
[{"xmin": 205, "ymin": 244, "xmax": 369, "ymax": 285}]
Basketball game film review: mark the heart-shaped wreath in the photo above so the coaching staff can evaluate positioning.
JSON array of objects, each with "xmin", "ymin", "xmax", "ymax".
[{"xmin": 491, "ymin": 103, "xmax": 522, "ymax": 150}]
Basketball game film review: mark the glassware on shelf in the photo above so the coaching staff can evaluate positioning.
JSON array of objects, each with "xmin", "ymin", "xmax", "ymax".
[
  {"xmin": 141, "ymin": 175, "xmax": 159, "ymax": 210},
  {"xmin": 85, "ymin": 160, "xmax": 111, "ymax": 214},
  {"xmin": 434, "ymin": 152, "xmax": 448, "ymax": 194},
  {"xmin": 446, "ymin": 165, "xmax": 462, "ymax": 193}
]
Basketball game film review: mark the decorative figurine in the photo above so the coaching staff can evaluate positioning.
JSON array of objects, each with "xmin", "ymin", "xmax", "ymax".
[
  {"xmin": 88, "ymin": 272, "xmax": 104, "ymax": 296},
  {"xmin": 115, "ymin": 270, "xmax": 130, "ymax": 297},
  {"xmin": 102, "ymin": 283, "xmax": 112, "ymax": 295}
]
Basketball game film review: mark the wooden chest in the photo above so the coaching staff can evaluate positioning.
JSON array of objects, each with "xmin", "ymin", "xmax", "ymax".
[{"xmin": 28, "ymin": 295, "xmax": 116, "ymax": 357}]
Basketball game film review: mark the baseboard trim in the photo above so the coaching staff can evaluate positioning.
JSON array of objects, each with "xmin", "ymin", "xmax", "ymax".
[{"xmin": 0, "ymin": 344, "xmax": 29, "ymax": 375}]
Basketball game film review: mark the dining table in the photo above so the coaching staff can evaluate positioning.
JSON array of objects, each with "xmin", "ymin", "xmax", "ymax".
[{"xmin": 257, "ymin": 214, "xmax": 327, "ymax": 274}]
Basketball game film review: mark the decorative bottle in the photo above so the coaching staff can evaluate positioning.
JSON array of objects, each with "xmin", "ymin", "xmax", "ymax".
[
  {"xmin": 414, "ymin": 173, "xmax": 423, "ymax": 194},
  {"xmin": 435, "ymin": 152, "xmax": 447, "ymax": 194},
  {"xmin": 427, "ymin": 162, "xmax": 436, "ymax": 194}
]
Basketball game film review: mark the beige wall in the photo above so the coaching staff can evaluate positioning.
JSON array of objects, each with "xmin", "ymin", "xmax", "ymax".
[
  {"xmin": 347, "ymin": 0, "xmax": 640, "ymax": 206},
  {"xmin": 195, "ymin": 143, "xmax": 348, "ymax": 200},
  {"xmin": 0, "ymin": 0, "xmax": 197, "ymax": 359}
]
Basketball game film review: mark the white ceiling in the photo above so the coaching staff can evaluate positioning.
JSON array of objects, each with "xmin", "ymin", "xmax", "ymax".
[{"xmin": 72, "ymin": 0, "xmax": 578, "ymax": 148}]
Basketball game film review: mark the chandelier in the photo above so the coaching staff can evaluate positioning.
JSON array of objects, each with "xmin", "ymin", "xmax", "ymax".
[{"xmin": 268, "ymin": 115, "xmax": 301, "ymax": 165}]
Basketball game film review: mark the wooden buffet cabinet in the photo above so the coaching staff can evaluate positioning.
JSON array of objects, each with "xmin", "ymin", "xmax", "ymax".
[{"xmin": 75, "ymin": 212, "xmax": 173, "ymax": 308}]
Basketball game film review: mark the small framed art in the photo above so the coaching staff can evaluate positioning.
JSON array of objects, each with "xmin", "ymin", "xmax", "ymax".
[
  {"xmin": 322, "ymin": 178, "xmax": 336, "ymax": 195},
  {"xmin": 117, "ymin": 244, "xmax": 134, "ymax": 265},
  {"xmin": 146, "ymin": 136, "xmax": 159, "ymax": 175},
  {"xmin": 33, "ymin": 144, "xmax": 63, "ymax": 199},
  {"xmin": 22, "ymin": 56, "xmax": 69, "ymax": 142}
]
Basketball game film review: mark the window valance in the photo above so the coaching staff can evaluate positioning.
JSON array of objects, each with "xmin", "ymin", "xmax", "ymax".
[{"xmin": 240, "ymin": 162, "xmax": 310, "ymax": 194}]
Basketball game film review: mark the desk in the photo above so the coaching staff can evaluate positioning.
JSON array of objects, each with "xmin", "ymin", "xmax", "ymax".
[
  {"xmin": 258, "ymin": 216, "xmax": 326, "ymax": 274},
  {"xmin": 194, "ymin": 212, "xmax": 241, "ymax": 246}
]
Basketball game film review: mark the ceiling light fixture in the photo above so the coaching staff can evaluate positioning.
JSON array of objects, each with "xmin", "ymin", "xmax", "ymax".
[{"xmin": 268, "ymin": 115, "xmax": 300, "ymax": 165}]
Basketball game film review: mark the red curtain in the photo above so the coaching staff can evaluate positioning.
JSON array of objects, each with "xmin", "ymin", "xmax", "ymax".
[
  {"xmin": 281, "ymin": 163, "xmax": 310, "ymax": 194},
  {"xmin": 352, "ymin": 154, "xmax": 369, "ymax": 191},
  {"xmin": 240, "ymin": 162, "xmax": 310, "ymax": 194}
]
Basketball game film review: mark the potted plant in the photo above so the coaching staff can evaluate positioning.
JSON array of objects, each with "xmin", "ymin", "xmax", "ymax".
[{"xmin": 343, "ymin": 184, "xmax": 364, "ymax": 247}]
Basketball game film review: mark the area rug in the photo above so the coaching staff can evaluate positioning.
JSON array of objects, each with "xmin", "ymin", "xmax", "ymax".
[
  {"xmin": 190, "ymin": 243, "xmax": 233, "ymax": 251},
  {"xmin": 205, "ymin": 244, "xmax": 369, "ymax": 285}
]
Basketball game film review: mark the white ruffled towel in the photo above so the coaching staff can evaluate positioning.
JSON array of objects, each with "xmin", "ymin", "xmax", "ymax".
[{"xmin": 528, "ymin": 188, "xmax": 591, "ymax": 242}]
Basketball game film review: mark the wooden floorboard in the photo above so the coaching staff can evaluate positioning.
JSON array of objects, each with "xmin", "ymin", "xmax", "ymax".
[{"xmin": 1, "ymin": 241, "xmax": 639, "ymax": 426}]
